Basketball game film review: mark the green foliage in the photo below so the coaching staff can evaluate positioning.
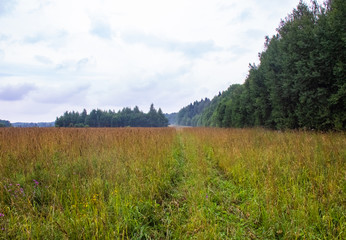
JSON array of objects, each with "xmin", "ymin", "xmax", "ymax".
[
  {"xmin": 55, "ymin": 105, "xmax": 169, "ymax": 128},
  {"xmin": 0, "ymin": 120, "xmax": 11, "ymax": 127},
  {"xmin": 0, "ymin": 128, "xmax": 344, "ymax": 238},
  {"xmin": 178, "ymin": 0, "xmax": 345, "ymax": 131},
  {"xmin": 176, "ymin": 98, "xmax": 211, "ymax": 126},
  {"xmin": 164, "ymin": 112, "xmax": 178, "ymax": 125}
]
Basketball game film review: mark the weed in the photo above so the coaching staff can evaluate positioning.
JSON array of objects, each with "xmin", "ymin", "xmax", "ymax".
[{"xmin": 0, "ymin": 127, "xmax": 344, "ymax": 239}]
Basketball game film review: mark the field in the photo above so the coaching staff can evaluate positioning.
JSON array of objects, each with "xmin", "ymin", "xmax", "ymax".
[{"xmin": 0, "ymin": 128, "xmax": 345, "ymax": 239}]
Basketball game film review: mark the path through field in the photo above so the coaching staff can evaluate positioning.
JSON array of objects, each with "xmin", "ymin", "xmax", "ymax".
[
  {"xmin": 156, "ymin": 130, "xmax": 258, "ymax": 238},
  {"xmin": 0, "ymin": 127, "xmax": 345, "ymax": 239}
]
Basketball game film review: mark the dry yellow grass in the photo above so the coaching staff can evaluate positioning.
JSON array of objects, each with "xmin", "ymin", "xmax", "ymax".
[
  {"xmin": 183, "ymin": 128, "xmax": 346, "ymax": 238},
  {"xmin": 0, "ymin": 128, "xmax": 177, "ymax": 238},
  {"xmin": 0, "ymin": 127, "xmax": 345, "ymax": 239}
]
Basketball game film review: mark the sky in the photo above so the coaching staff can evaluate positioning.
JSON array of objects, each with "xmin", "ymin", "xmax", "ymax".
[{"xmin": 0, "ymin": 0, "xmax": 318, "ymax": 122}]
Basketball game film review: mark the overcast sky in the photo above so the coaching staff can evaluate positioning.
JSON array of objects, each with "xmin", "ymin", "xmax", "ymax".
[{"xmin": 0, "ymin": 0, "xmax": 318, "ymax": 122}]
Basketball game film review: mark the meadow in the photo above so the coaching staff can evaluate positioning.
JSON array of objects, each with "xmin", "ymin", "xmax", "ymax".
[{"xmin": 0, "ymin": 127, "xmax": 345, "ymax": 239}]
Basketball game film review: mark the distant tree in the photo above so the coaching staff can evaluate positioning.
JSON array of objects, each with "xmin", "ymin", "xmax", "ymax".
[
  {"xmin": 55, "ymin": 105, "xmax": 169, "ymax": 128},
  {"xmin": 0, "ymin": 119, "xmax": 11, "ymax": 127},
  {"xmin": 85, "ymin": 110, "xmax": 97, "ymax": 127},
  {"xmin": 174, "ymin": 1, "xmax": 345, "ymax": 131},
  {"xmin": 158, "ymin": 108, "xmax": 169, "ymax": 127},
  {"xmin": 164, "ymin": 113, "xmax": 177, "ymax": 125},
  {"xmin": 78, "ymin": 109, "xmax": 88, "ymax": 126},
  {"xmin": 176, "ymin": 98, "xmax": 211, "ymax": 126}
]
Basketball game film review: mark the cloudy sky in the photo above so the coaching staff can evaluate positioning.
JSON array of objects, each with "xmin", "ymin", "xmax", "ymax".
[{"xmin": 0, "ymin": 0, "xmax": 314, "ymax": 122}]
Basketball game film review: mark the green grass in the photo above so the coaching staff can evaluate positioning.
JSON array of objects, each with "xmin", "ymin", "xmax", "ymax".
[{"xmin": 0, "ymin": 128, "xmax": 345, "ymax": 239}]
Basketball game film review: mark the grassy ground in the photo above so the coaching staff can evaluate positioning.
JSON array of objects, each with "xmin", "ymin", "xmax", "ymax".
[{"xmin": 0, "ymin": 128, "xmax": 345, "ymax": 239}]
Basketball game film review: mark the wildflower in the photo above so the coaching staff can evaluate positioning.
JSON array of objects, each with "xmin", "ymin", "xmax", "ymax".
[
  {"xmin": 92, "ymin": 194, "xmax": 98, "ymax": 203},
  {"xmin": 0, "ymin": 213, "xmax": 4, "ymax": 217},
  {"xmin": 33, "ymin": 179, "xmax": 39, "ymax": 186}
]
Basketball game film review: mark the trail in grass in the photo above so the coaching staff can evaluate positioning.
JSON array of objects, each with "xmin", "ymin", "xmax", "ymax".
[
  {"xmin": 153, "ymin": 129, "xmax": 257, "ymax": 239},
  {"xmin": 1, "ymin": 128, "xmax": 343, "ymax": 239},
  {"xmin": 153, "ymin": 131, "xmax": 188, "ymax": 238}
]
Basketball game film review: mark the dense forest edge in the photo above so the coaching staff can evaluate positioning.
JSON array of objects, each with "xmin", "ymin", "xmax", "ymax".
[
  {"xmin": 1, "ymin": 0, "xmax": 344, "ymax": 130},
  {"xmin": 175, "ymin": 0, "xmax": 345, "ymax": 131},
  {"xmin": 0, "ymin": 120, "xmax": 11, "ymax": 128},
  {"xmin": 55, "ymin": 104, "xmax": 169, "ymax": 127}
]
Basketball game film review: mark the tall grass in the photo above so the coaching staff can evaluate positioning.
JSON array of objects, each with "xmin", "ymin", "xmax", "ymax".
[
  {"xmin": 185, "ymin": 128, "xmax": 345, "ymax": 239},
  {"xmin": 0, "ymin": 127, "xmax": 344, "ymax": 239},
  {"xmin": 0, "ymin": 128, "xmax": 177, "ymax": 239}
]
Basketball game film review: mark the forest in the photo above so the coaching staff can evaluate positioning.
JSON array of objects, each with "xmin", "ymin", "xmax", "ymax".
[
  {"xmin": 175, "ymin": 0, "xmax": 345, "ymax": 131},
  {"xmin": 1, "ymin": 1, "xmax": 344, "ymax": 130},
  {"xmin": 55, "ymin": 104, "xmax": 169, "ymax": 127},
  {"xmin": 0, "ymin": 120, "xmax": 11, "ymax": 128},
  {"xmin": 0, "ymin": 1, "xmax": 345, "ymax": 238}
]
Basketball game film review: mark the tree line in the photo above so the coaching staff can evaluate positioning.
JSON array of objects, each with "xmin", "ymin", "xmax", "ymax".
[
  {"xmin": 55, "ymin": 104, "xmax": 169, "ymax": 127},
  {"xmin": 176, "ymin": 0, "xmax": 345, "ymax": 131},
  {"xmin": 176, "ymin": 98, "xmax": 211, "ymax": 126},
  {"xmin": 0, "ymin": 120, "xmax": 11, "ymax": 127}
]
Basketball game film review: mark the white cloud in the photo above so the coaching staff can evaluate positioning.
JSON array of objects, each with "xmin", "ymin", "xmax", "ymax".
[
  {"xmin": 90, "ymin": 17, "xmax": 112, "ymax": 39},
  {"xmin": 35, "ymin": 55, "xmax": 53, "ymax": 65},
  {"xmin": 0, "ymin": 0, "xmax": 17, "ymax": 16},
  {"xmin": 121, "ymin": 31, "xmax": 220, "ymax": 58},
  {"xmin": 32, "ymin": 84, "xmax": 90, "ymax": 104},
  {"xmin": 0, "ymin": 0, "xmax": 321, "ymax": 122},
  {"xmin": 0, "ymin": 83, "xmax": 36, "ymax": 101}
]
